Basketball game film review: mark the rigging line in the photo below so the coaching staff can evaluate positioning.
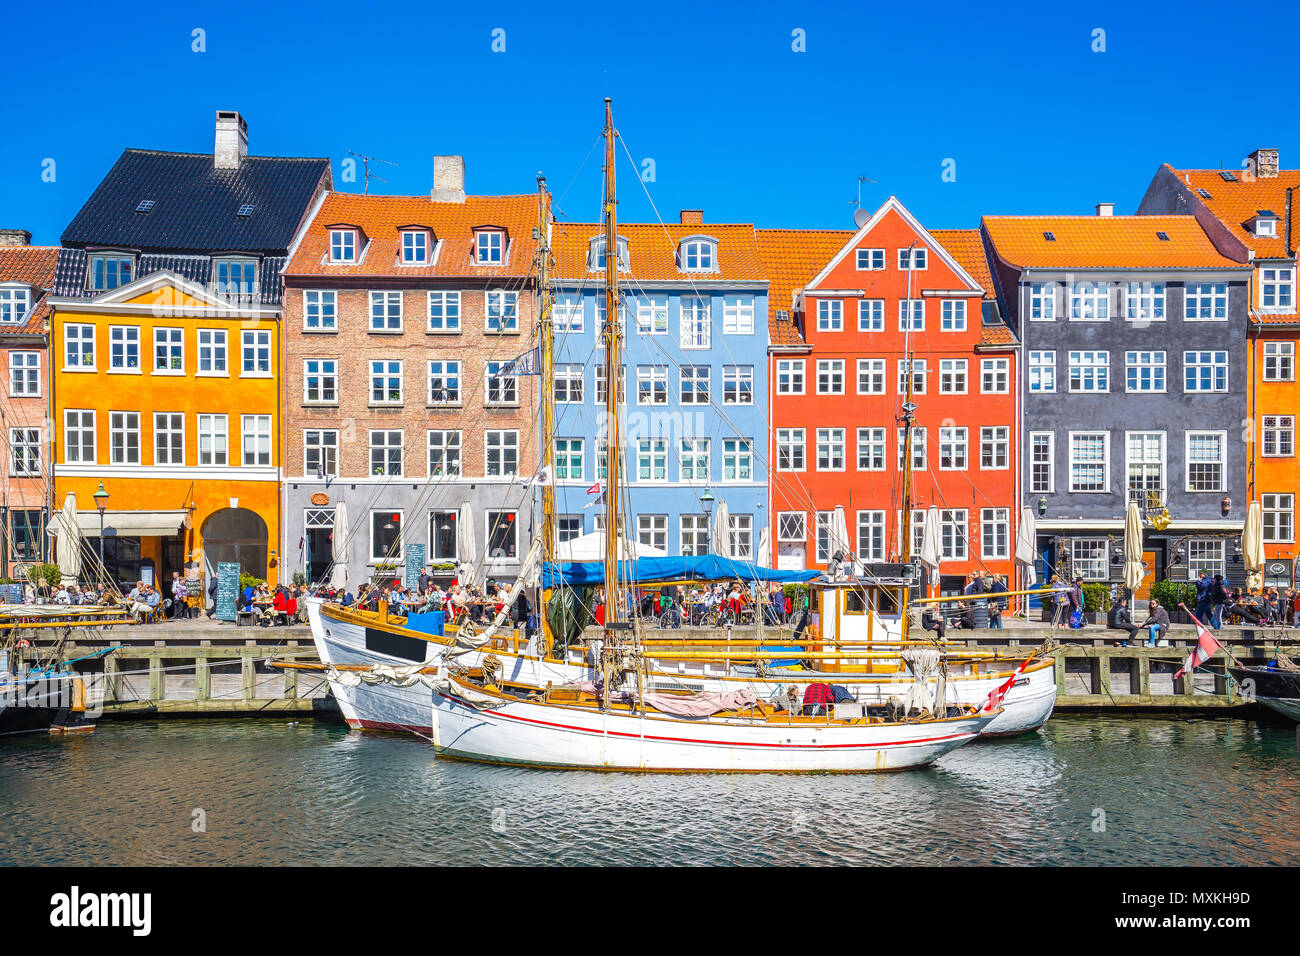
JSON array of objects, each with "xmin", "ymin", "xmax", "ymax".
[{"xmin": 551, "ymin": 129, "xmax": 605, "ymax": 223}]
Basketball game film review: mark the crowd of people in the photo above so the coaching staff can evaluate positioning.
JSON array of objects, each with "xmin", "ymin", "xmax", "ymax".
[
  {"xmin": 918, "ymin": 571, "xmax": 1009, "ymax": 639},
  {"xmin": 315, "ymin": 571, "xmax": 535, "ymax": 634}
]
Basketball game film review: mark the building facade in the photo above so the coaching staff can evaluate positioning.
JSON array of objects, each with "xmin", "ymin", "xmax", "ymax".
[
  {"xmin": 982, "ymin": 210, "xmax": 1253, "ymax": 595},
  {"xmin": 280, "ymin": 166, "xmax": 541, "ymax": 589}
]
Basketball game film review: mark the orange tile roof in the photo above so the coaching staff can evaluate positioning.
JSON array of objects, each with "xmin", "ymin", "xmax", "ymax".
[
  {"xmin": 929, "ymin": 229, "xmax": 995, "ymax": 299},
  {"xmin": 755, "ymin": 228, "xmax": 853, "ymax": 347},
  {"xmin": 0, "ymin": 245, "xmax": 58, "ymax": 334},
  {"xmin": 1168, "ymin": 165, "xmax": 1300, "ymax": 260},
  {"xmin": 981, "ymin": 215, "xmax": 1244, "ymax": 270},
  {"xmin": 285, "ymin": 191, "xmax": 541, "ymax": 278},
  {"xmin": 551, "ymin": 222, "xmax": 766, "ymax": 283}
]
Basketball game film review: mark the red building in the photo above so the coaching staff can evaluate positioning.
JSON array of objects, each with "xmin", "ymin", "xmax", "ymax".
[{"xmin": 759, "ymin": 197, "xmax": 1019, "ymax": 591}]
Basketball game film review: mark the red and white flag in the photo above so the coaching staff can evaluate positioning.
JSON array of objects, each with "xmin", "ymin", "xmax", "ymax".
[
  {"xmin": 1174, "ymin": 604, "xmax": 1222, "ymax": 680},
  {"xmin": 586, "ymin": 480, "xmax": 602, "ymax": 496},
  {"xmin": 582, "ymin": 480, "xmax": 604, "ymax": 510},
  {"xmin": 983, "ymin": 655, "xmax": 1035, "ymax": 712}
]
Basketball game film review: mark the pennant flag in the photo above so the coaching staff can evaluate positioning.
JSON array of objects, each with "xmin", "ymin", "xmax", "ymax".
[
  {"xmin": 586, "ymin": 480, "xmax": 602, "ymax": 496},
  {"xmin": 983, "ymin": 655, "xmax": 1035, "ymax": 712},
  {"xmin": 582, "ymin": 481, "xmax": 604, "ymax": 511},
  {"xmin": 1174, "ymin": 604, "xmax": 1223, "ymax": 680},
  {"xmin": 498, "ymin": 347, "xmax": 540, "ymax": 377}
]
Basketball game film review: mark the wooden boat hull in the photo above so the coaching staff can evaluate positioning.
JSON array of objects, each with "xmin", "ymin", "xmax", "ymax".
[
  {"xmin": 0, "ymin": 673, "xmax": 95, "ymax": 737},
  {"xmin": 1227, "ymin": 665, "xmax": 1300, "ymax": 722}
]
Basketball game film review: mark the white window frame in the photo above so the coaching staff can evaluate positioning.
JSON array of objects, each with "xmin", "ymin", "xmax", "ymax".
[
  {"xmin": 1262, "ymin": 493, "xmax": 1295, "ymax": 543},
  {"xmin": 475, "ymin": 231, "xmax": 505, "ymax": 265},
  {"xmin": 938, "ymin": 359, "xmax": 967, "ymax": 394},
  {"xmin": 198, "ymin": 414, "xmax": 227, "ymax": 466},
  {"xmin": 303, "ymin": 290, "xmax": 337, "ymax": 331},
  {"xmin": 64, "ymin": 324, "xmax": 96, "ymax": 371},
  {"xmin": 1068, "ymin": 350, "xmax": 1110, "ymax": 393},
  {"xmin": 329, "ymin": 229, "xmax": 357, "ymax": 264},
  {"xmin": 1183, "ymin": 350, "xmax": 1229, "ymax": 393},
  {"xmin": 721, "ymin": 296, "xmax": 754, "ymax": 334},
  {"xmin": 1262, "ymin": 415, "xmax": 1295, "ymax": 458},
  {"xmin": 1125, "ymin": 350, "xmax": 1167, "ymax": 393},
  {"xmin": 427, "ymin": 291, "xmax": 461, "ymax": 332},
  {"xmin": 1070, "ymin": 281, "xmax": 1110, "ymax": 321},
  {"xmin": 1263, "ymin": 341, "xmax": 1295, "ymax": 382},
  {"xmin": 1028, "ymin": 350, "xmax": 1055, "ymax": 393},
  {"xmin": 369, "ymin": 360, "xmax": 403, "ymax": 406},
  {"xmin": 427, "ymin": 359, "xmax": 461, "ymax": 406},
  {"xmin": 1185, "ymin": 282, "xmax": 1227, "ymax": 321},
  {"xmin": 898, "ymin": 299, "xmax": 924, "ymax": 332},
  {"xmin": 108, "ymin": 325, "xmax": 141, "ymax": 373},
  {"xmin": 857, "ymin": 358, "xmax": 885, "ymax": 395},
  {"xmin": 197, "ymin": 329, "xmax": 227, "ymax": 376},
  {"xmin": 635, "ymin": 295, "xmax": 669, "ymax": 335},
  {"xmin": 775, "ymin": 428, "xmax": 804, "ymax": 472},
  {"xmin": 1029, "ymin": 431, "xmax": 1054, "ymax": 494},
  {"xmin": 427, "ymin": 429, "xmax": 462, "ymax": 477},
  {"xmin": 153, "ymin": 412, "xmax": 185, "ymax": 466},
  {"xmin": 64, "ymin": 409, "xmax": 96, "ymax": 464},
  {"xmin": 940, "ymin": 299, "xmax": 966, "ymax": 331},
  {"xmin": 816, "ymin": 427, "xmax": 845, "ymax": 472},
  {"xmin": 242, "ymin": 414, "xmax": 273, "ymax": 467},
  {"xmin": 1185, "ymin": 430, "xmax": 1226, "ymax": 493},
  {"xmin": 8, "ymin": 351, "xmax": 40, "ymax": 397},
  {"xmin": 303, "ymin": 359, "xmax": 338, "ymax": 404},
  {"xmin": 240, "ymin": 330, "xmax": 272, "ymax": 377},
  {"xmin": 858, "ymin": 299, "xmax": 884, "ymax": 331},
  {"xmin": 816, "ymin": 359, "xmax": 845, "ymax": 395},
  {"xmin": 817, "ymin": 299, "xmax": 842, "ymax": 332},
  {"xmin": 1068, "ymin": 431, "xmax": 1110, "ymax": 493},
  {"xmin": 980, "ymin": 426, "xmax": 1009, "ymax": 471},
  {"xmin": 855, "ymin": 248, "xmax": 885, "ymax": 271},
  {"xmin": 775, "ymin": 359, "xmax": 804, "ymax": 395},
  {"xmin": 939, "ymin": 426, "xmax": 968, "ymax": 471},
  {"xmin": 485, "ymin": 429, "xmax": 519, "ymax": 478},
  {"xmin": 981, "ymin": 508, "xmax": 1010, "ymax": 560},
  {"xmin": 857, "ymin": 427, "xmax": 885, "ymax": 471}
]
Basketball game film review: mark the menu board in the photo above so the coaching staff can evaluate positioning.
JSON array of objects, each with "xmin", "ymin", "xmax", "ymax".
[
  {"xmin": 216, "ymin": 562, "xmax": 240, "ymax": 622},
  {"xmin": 405, "ymin": 544, "xmax": 426, "ymax": 590}
]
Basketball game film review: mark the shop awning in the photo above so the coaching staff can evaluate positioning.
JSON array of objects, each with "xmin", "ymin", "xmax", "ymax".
[{"xmin": 48, "ymin": 510, "xmax": 189, "ymax": 538}]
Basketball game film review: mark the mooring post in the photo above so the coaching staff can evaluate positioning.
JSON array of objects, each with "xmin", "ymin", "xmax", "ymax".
[
  {"xmin": 1138, "ymin": 651, "xmax": 1151, "ymax": 698},
  {"xmin": 1089, "ymin": 652, "xmax": 1104, "ymax": 697},
  {"xmin": 241, "ymin": 651, "xmax": 255, "ymax": 701},
  {"xmin": 148, "ymin": 649, "xmax": 163, "ymax": 702},
  {"xmin": 195, "ymin": 651, "xmax": 210, "ymax": 703}
]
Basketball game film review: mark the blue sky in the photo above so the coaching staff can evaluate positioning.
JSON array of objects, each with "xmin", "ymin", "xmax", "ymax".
[{"xmin": 7, "ymin": 0, "xmax": 1299, "ymax": 244}]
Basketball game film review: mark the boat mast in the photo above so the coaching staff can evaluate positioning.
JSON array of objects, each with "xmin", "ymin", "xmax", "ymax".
[
  {"xmin": 900, "ymin": 241, "xmax": 917, "ymax": 634},
  {"xmin": 601, "ymin": 98, "xmax": 623, "ymax": 630},
  {"xmin": 536, "ymin": 174, "xmax": 556, "ymax": 655}
]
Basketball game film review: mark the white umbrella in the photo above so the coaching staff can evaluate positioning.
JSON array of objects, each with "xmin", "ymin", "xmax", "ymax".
[
  {"xmin": 457, "ymin": 502, "xmax": 477, "ymax": 585},
  {"xmin": 832, "ymin": 505, "xmax": 851, "ymax": 559},
  {"xmin": 1015, "ymin": 506, "xmax": 1038, "ymax": 587},
  {"xmin": 918, "ymin": 506, "xmax": 941, "ymax": 573},
  {"xmin": 1243, "ymin": 501, "xmax": 1264, "ymax": 592},
  {"xmin": 756, "ymin": 526, "xmax": 771, "ymax": 567},
  {"xmin": 1123, "ymin": 502, "xmax": 1145, "ymax": 595},
  {"xmin": 56, "ymin": 493, "xmax": 82, "ymax": 585},
  {"xmin": 329, "ymin": 500, "xmax": 349, "ymax": 589},
  {"xmin": 712, "ymin": 500, "xmax": 730, "ymax": 559}
]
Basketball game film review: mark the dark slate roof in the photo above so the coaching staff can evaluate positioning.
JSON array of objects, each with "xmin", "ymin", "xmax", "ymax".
[
  {"xmin": 61, "ymin": 149, "xmax": 330, "ymax": 254},
  {"xmin": 53, "ymin": 248, "xmax": 87, "ymax": 297}
]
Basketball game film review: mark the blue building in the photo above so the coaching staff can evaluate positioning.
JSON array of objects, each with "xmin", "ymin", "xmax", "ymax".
[{"xmin": 549, "ymin": 214, "xmax": 770, "ymax": 559}]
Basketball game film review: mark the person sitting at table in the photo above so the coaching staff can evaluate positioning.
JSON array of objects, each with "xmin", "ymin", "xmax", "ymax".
[{"xmin": 921, "ymin": 604, "xmax": 946, "ymax": 640}]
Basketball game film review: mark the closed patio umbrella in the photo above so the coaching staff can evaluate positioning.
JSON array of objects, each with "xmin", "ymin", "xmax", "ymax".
[
  {"xmin": 457, "ymin": 502, "xmax": 477, "ymax": 585},
  {"xmin": 1123, "ymin": 502, "xmax": 1145, "ymax": 594},
  {"xmin": 757, "ymin": 526, "xmax": 771, "ymax": 567},
  {"xmin": 330, "ymin": 501, "xmax": 348, "ymax": 589},
  {"xmin": 711, "ymin": 500, "xmax": 730, "ymax": 559},
  {"xmin": 1243, "ymin": 501, "xmax": 1264, "ymax": 592},
  {"xmin": 1015, "ymin": 506, "xmax": 1038, "ymax": 588},
  {"xmin": 56, "ymin": 493, "xmax": 82, "ymax": 585}
]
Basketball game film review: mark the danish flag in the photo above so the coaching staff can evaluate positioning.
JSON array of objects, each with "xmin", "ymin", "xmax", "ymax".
[
  {"xmin": 983, "ymin": 655, "xmax": 1035, "ymax": 712},
  {"xmin": 1174, "ymin": 604, "xmax": 1223, "ymax": 681}
]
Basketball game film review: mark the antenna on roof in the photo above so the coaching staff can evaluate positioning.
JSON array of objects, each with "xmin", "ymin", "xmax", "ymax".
[
  {"xmin": 348, "ymin": 151, "xmax": 398, "ymax": 195},
  {"xmin": 849, "ymin": 175, "xmax": 878, "ymax": 228}
]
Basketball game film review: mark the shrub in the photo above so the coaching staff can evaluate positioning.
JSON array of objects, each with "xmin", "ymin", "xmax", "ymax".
[
  {"xmin": 1081, "ymin": 583, "xmax": 1112, "ymax": 613},
  {"xmin": 239, "ymin": 572, "xmax": 265, "ymax": 591},
  {"xmin": 292, "ymin": 571, "xmax": 307, "ymax": 586},
  {"xmin": 1150, "ymin": 580, "xmax": 1194, "ymax": 613},
  {"xmin": 29, "ymin": 563, "xmax": 60, "ymax": 588}
]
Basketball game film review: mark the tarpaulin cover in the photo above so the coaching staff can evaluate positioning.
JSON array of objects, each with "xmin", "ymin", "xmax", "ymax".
[{"xmin": 541, "ymin": 555, "xmax": 821, "ymax": 589}]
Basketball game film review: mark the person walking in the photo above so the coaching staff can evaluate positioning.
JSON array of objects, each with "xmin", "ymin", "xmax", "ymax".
[
  {"xmin": 1194, "ymin": 570, "xmax": 1214, "ymax": 627},
  {"xmin": 1210, "ymin": 574, "xmax": 1229, "ymax": 630}
]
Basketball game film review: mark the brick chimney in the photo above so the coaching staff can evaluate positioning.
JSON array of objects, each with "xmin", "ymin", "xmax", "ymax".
[
  {"xmin": 679, "ymin": 209, "xmax": 703, "ymax": 225},
  {"xmin": 0, "ymin": 229, "xmax": 32, "ymax": 246},
  {"xmin": 214, "ymin": 111, "xmax": 248, "ymax": 170},
  {"xmin": 1247, "ymin": 148, "xmax": 1279, "ymax": 179},
  {"xmin": 432, "ymin": 156, "xmax": 466, "ymax": 203},
  {"xmin": 1095, "ymin": 202, "xmax": 1114, "ymax": 217}
]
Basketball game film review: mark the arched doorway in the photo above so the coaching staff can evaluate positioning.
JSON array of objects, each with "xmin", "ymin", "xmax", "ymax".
[{"xmin": 201, "ymin": 508, "xmax": 269, "ymax": 582}]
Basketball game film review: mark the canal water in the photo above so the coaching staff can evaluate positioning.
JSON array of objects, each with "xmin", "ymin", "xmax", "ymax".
[{"xmin": 1, "ymin": 715, "xmax": 1295, "ymax": 866}]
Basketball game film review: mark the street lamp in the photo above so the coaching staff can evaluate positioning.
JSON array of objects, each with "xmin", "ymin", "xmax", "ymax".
[
  {"xmin": 93, "ymin": 482, "xmax": 109, "ymax": 574},
  {"xmin": 700, "ymin": 489, "xmax": 715, "ymax": 555}
]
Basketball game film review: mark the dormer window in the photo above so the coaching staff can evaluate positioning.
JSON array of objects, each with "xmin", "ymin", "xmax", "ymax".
[
  {"xmin": 213, "ymin": 257, "xmax": 259, "ymax": 301},
  {"xmin": 588, "ymin": 236, "xmax": 629, "ymax": 272},
  {"xmin": 401, "ymin": 230, "xmax": 431, "ymax": 264},
  {"xmin": 475, "ymin": 230, "xmax": 505, "ymax": 265},
  {"xmin": 87, "ymin": 253, "xmax": 134, "ymax": 291},
  {"xmin": 680, "ymin": 238, "xmax": 717, "ymax": 272},
  {"xmin": 1254, "ymin": 211, "xmax": 1278, "ymax": 237},
  {"xmin": 0, "ymin": 285, "xmax": 32, "ymax": 324},
  {"xmin": 329, "ymin": 229, "xmax": 357, "ymax": 263}
]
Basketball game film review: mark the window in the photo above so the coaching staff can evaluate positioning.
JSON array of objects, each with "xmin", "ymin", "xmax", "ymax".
[
  {"xmin": 475, "ymin": 231, "xmax": 504, "ymax": 264},
  {"xmin": 981, "ymin": 426, "xmax": 1009, "ymax": 470},
  {"xmin": 636, "ymin": 439, "xmax": 668, "ymax": 482},
  {"xmin": 1260, "ymin": 267, "xmax": 1294, "ymax": 311},
  {"xmin": 898, "ymin": 508, "xmax": 926, "ymax": 558},
  {"xmin": 1125, "ymin": 351, "xmax": 1166, "ymax": 392},
  {"xmin": 213, "ymin": 258, "xmax": 257, "ymax": 300},
  {"xmin": 0, "ymin": 286, "xmax": 31, "ymax": 324},
  {"xmin": 553, "ymin": 292, "xmax": 583, "ymax": 332},
  {"xmin": 898, "ymin": 248, "xmax": 927, "ymax": 270},
  {"xmin": 1029, "ymin": 432, "xmax": 1054, "ymax": 493},
  {"xmin": 109, "ymin": 326, "xmax": 140, "ymax": 371},
  {"xmin": 723, "ymin": 366, "xmax": 753, "ymax": 404},
  {"xmin": 1263, "ymin": 342, "xmax": 1294, "ymax": 381},
  {"xmin": 329, "ymin": 230, "xmax": 356, "ymax": 263},
  {"xmin": 1186, "ymin": 431, "xmax": 1225, "ymax": 491},
  {"xmin": 1185, "ymin": 283, "xmax": 1227, "ymax": 321},
  {"xmin": 198, "ymin": 415, "xmax": 227, "ymax": 466},
  {"xmin": 1125, "ymin": 281, "xmax": 1165, "ymax": 321},
  {"xmin": 1262, "ymin": 415, "xmax": 1295, "ymax": 457},
  {"xmin": 400, "ymin": 230, "xmax": 429, "ymax": 264},
  {"xmin": 681, "ymin": 515, "xmax": 709, "ymax": 556},
  {"xmin": 681, "ymin": 239, "xmax": 715, "ymax": 272},
  {"xmin": 427, "ymin": 430, "xmax": 462, "ymax": 477},
  {"xmin": 857, "ymin": 358, "xmax": 885, "ymax": 394},
  {"xmin": 109, "ymin": 411, "xmax": 140, "ymax": 465},
  {"xmin": 1184, "ymin": 350, "xmax": 1228, "ymax": 392},
  {"xmin": 729, "ymin": 514, "xmax": 753, "ymax": 559},
  {"xmin": 88, "ymin": 254, "xmax": 133, "ymax": 290},
  {"xmin": 981, "ymin": 358, "xmax": 1009, "ymax": 393},
  {"xmin": 816, "ymin": 359, "xmax": 845, "ymax": 394},
  {"xmin": 1069, "ymin": 432, "xmax": 1108, "ymax": 492},
  {"xmin": 939, "ymin": 359, "xmax": 967, "ymax": 394},
  {"xmin": 857, "ymin": 511, "xmax": 886, "ymax": 561},
  {"xmin": 150, "ymin": 412, "xmax": 183, "ymax": 465},
  {"xmin": 556, "ymin": 516, "xmax": 582, "ymax": 544},
  {"xmin": 197, "ymin": 329, "xmax": 227, "ymax": 374},
  {"xmin": 940, "ymin": 509, "xmax": 968, "ymax": 560},
  {"xmin": 554, "ymin": 438, "xmax": 584, "ymax": 481},
  {"xmin": 9, "ymin": 351, "xmax": 39, "ymax": 397},
  {"xmin": 368, "ymin": 360, "xmax": 402, "ymax": 405},
  {"xmin": 65, "ymin": 324, "xmax": 95, "ymax": 369},
  {"xmin": 777, "ymin": 512, "xmax": 806, "ymax": 544},
  {"xmin": 486, "ymin": 290, "xmax": 519, "ymax": 332},
  {"xmin": 1071, "ymin": 539, "xmax": 1109, "ymax": 581},
  {"xmin": 241, "ymin": 330, "xmax": 271, "ymax": 375},
  {"xmin": 775, "ymin": 359, "xmax": 804, "ymax": 395},
  {"xmin": 680, "ymin": 296, "xmax": 711, "ymax": 349},
  {"xmin": 369, "ymin": 291, "xmax": 402, "ymax": 332},
  {"xmin": 939, "ymin": 426, "xmax": 967, "ymax": 470},
  {"xmin": 1070, "ymin": 281, "xmax": 1109, "ymax": 320},
  {"xmin": 816, "ymin": 427, "xmax": 845, "ymax": 471},
  {"xmin": 637, "ymin": 366, "xmax": 668, "ymax": 405},
  {"xmin": 368, "ymin": 430, "xmax": 403, "ymax": 476},
  {"xmin": 680, "ymin": 438, "xmax": 710, "ymax": 482},
  {"xmin": 680, "ymin": 366, "xmax": 709, "ymax": 404},
  {"xmin": 941, "ymin": 300, "xmax": 967, "ymax": 331},
  {"xmin": 898, "ymin": 299, "xmax": 924, "ymax": 331},
  {"xmin": 485, "ymin": 361, "xmax": 518, "ymax": 405},
  {"xmin": 858, "ymin": 299, "xmax": 884, "ymax": 331},
  {"xmin": 242, "ymin": 415, "xmax": 272, "ymax": 467},
  {"xmin": 594, "ymin": 365, "xmax": 625, "ymax": 405},
  {"xmin": 1068, "ymin": 350, "xmax": 1109, "ymax": 392},
  {"xmin": 722, "ymin": 296, "xmax": 754, "ymax": 334},
  {"xmin": 485, "ymin": 430, "xmax": 518, "ymax": 477},
  {"xmin": 304, "ymin": 290, "xmax": 337, "ymax": 330},
  {"xmin": 65, "ymin": 410, "xmax": 95, "ymax": 464},
  {"xmin": 427, "ymin": 291, "xmax": 461, "ymax": 332},
  {"xmin": 857, "ymin": 427, "xmax": 885, "ymax": 471},
  {"xmin": 816, "ymin": 299, "xmax": 842, "ymax": 332},
  {"xmin": 305, "ymin": 429, "xmax": 338, "ymax": 477},
  {"xmin": 552, "ymin": 364, "xmax": 583, "ymax": 404},
  {"xmin": 1028, "ymin": 351, "xmax": 1055, "ymax": 392},
  {"xmin": 303, "ymin": 359, "xmax": 337, "ymax": 403},
  {"xmin": 722, "ymin": 438, "xmax": 752, "ymax": 481},
  {"xmin": 1187, "ymin": 539, "xmax": 1225, "ymax": 578},
  {"xmin": 982, "ymin": 508, "xmax": 1010, "ymax": 560},
  {"xmin": 636, "ymin": 295, "xmax": 668, "ymax": 335},
  {"xmin": 588, "ymin": 237, "xmax": 627, "ymax": 272},
  {"xmin": 897, "ymin": 427, "xmax": 926, "ymax": 470},
  {"xmin": 427, "ymin": 360, "xmax": 461, "ymax": 405},
  {"xmin": 856, "ymin": 249, "xmax": 885, "ymax": 270},
  {"xmin": 637, "ymin": 514, "xmax": 668, "ymax": 551},
  {"xmin": 776, "ymin": 429, "xmax": 804, "ymax": 471},
  {"xmin": 9, "ymin": 428, "xmax": 39, "ymax": 476},
  {"xmin": 815, "ymin": 512, "xmax": 839, "ymax": 564},
  {"xmin": 428, "ymin": 511, "xmax": 459, "ymax": 559},
  {"xmin": 1030, "ymin": 283, "xmax": 1055, "ymax": 320},
  {"xmin": 1126, "ymin": 431, "xmax": 1166, "ymax": 507},
  {"xmin": 897, "ymin": 358, "xmax": 926, "ymax": 395},
  {"xmin": 370, "ymin": 511, "xmax": 403, "ymax": 563},
  {"xmin": 1263, "ymin": 493, "xmax": 1295, "ymax": 542},
  {"xmin": 1257, "ymin": 218, "xmax": 1277, "ymax": 237}
]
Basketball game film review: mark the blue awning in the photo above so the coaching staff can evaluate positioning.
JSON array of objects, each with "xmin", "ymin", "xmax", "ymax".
[{"xmin": 541, "ymin": 555, "xmax": 821, "ymax": 588}]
